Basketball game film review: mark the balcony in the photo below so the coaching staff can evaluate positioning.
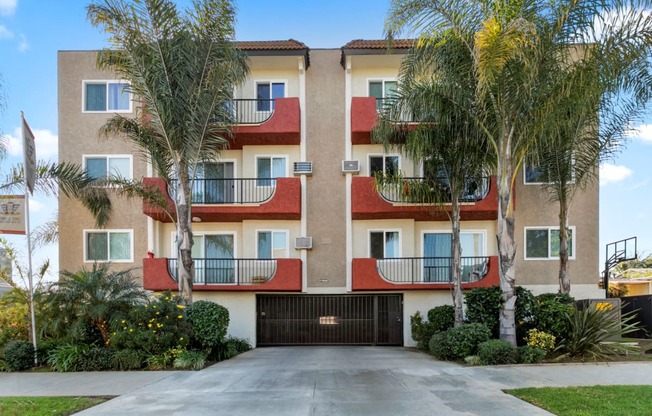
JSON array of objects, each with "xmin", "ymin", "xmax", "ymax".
[
  {"xmin": 142, "ymin": 177, "xmax": 301, "ymax": 222},
  {"xmin": 229, "ymin": 97, "xmax": 300, "ymax": 148},
  {"xmin": 351, "ymin": 176, "xmax": 498, "ymax": 221},
  {"xmin": 143, "ymin": 257, "xmax": 302, "ymax": 292},
  {"xmin": 351, "ymin": 97, "xmax": 417, "ymax": 145},
  {"xmin": 352, "ymin": 256, "xmax": 499, "ymax": 291}
]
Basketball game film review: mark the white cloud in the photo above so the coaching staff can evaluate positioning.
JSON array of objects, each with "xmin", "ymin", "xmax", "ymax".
[
  {"xmin": 28, "ymin": 198, "xmax": 46, "ymax": 214},
  {"xmin": 600, "ymin": 163, "xmax": 633, "ymax": 186},
  {"xmin": 0, "ymin": 24, "xmax": 13, "ymax": 39},
  {"xmin": 626, "ymin": 124, "xmax": 652, "ymax": 143},
  {"xmin": 17, "ymin": 33, "xmax": 28, "ymax": 52},
  {"xmin": 0, "ymin": 0, "xmax": 16, "ymax": 16},
  {"xmin": 6, "ymin": 127, "xmax": 58, "ymax": 160}
]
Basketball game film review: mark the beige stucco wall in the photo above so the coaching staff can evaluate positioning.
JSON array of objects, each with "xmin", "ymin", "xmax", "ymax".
[
  {"xmin": 194, "ymin": 292, "xmax": 257, "ymax": 343},
  {"xmin": 58, "ymin": 51, "xmax": 148, "ymax": 278},
  {"xmin": 350, "ymin": 54, "xmax": 403, "ymax": 97},
  {"xmin": 305, "ymin": 49, "xmax": 346, "ymax": 289},
  {"xmin": 513, "ymin": 167, "xmax": 600, "ymax": 288}
]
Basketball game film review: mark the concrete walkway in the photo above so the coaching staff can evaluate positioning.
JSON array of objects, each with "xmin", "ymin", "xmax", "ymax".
[{"xmin": 1, "ymin": 347, "xmax": 651, "ymax": 415}]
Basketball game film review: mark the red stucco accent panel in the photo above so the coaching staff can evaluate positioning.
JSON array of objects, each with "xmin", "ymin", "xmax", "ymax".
[
  {"xmin": 351, "ymin": 97, "xmax": 378, "ymax": 145},
  {"xmin": 143, "ymin": 258, "xmax": 302, "ymax": 292},
  {"xmin": 230, "ymin": 97, "xmax": 301, "ymax": 148},
  {"xmin": 351, "ymin": 176, "xmax": 498, "ymax": 221},
  {"xmin": 142, "ymin": 177, "xmax": 301, "ymax": 222},
  {"xmin": 351, "ymin": 256, "xmax": 500, "ymax": 291}
]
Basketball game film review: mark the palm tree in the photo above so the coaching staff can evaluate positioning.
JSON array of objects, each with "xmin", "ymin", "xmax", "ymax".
[
  {"xmin": 373, "ymin": 34, "xmax": 490, "ymax": 326},
  {"xmin": 41, "ymin": 263, "xmax": 147, "ymax": 343},
  {"xmin": 386, "ymin": 0, "xmax": 652, "ymax": 344},
  {"xmin": 86, "ymin": 0, "xmax": 249, "ymax": 304}
]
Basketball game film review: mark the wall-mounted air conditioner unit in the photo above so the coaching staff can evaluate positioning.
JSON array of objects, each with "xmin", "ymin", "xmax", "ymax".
[
  {"xmin": 294, "ymin": 237, "xmax": 313, "ymax": 250},
  {"xmin": 293, "ymin": 161, "xmax": 313, "ymax": 176},
  {"xmin": 341, "ymin": 160, "xmax": 360, "ymax": 174}
]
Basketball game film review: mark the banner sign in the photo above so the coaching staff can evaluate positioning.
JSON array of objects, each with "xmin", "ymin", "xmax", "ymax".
[
  {"xmin": 0, "ymin": 195, "xmax": 26, "ymax": 235},
  {"xmin": 22, "ymin": 114, "xmax": 37, "ymax": 195}
]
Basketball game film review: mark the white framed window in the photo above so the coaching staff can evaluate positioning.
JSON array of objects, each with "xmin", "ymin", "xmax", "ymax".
[
  {"xmin": 368, "ymin": 79, "xmax": 398, "ymax": 112},
  {"xmin": 369, "ymin": 154, "xmax": 399, "ymax": 177},
  {"xmin": 171, "ymin": 231, "xmax": 237, "ymax": 284},
  {"xmin": 369, "ymin": 230, "xmax": 400, "ymax": 259},
  {"xmin": 421, "ymin": 230, "xmax": 486, "ymax": 258},
  {"xmin": 83, "ymin": 80, "xmax": 131, "ymax": 112},
  {"xmin": 256, "ymin": 230, "xmax": 289, "ymax": 259},
  {"xmin": 255, "ymin": 80, "xmax": 286, "ymax": 111},
  {"xmin": 84, "ymin": 229, "xmax": 133, "ymax": 262},
  {"xmin": 256, "ymin": 155, "xmax": 287, "ymax": 186},
  {"xmin": 525, "ymin": 226, "xmax": 576, "ymax": 260},
  {"xmin": 83, "ymin": 155, "xmax": 133, "ymax": 181}
]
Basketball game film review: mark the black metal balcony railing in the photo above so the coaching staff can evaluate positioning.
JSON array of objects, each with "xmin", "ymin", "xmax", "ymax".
[
  {"xmin": 377, "ymin": 256, "xmax": 489, "ymax": 284},
  {"xmin": 378, "ymin": 176, "xmax": 490, "ymax": 204},
  {"xmin": 169, "ymin": 178, "xmax": 277, "ymax": 204},
  {"xmin": 167, "ymin": 258, "xmax": 277, "ymax": 285},
  {"xmin": 217, "ymin": 99, "xmax": 276, "ymax": 125}
]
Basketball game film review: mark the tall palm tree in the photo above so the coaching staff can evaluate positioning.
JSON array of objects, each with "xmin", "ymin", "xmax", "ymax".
[
  {"xmin": 87, "ymin": 0, "xmax": 249, "ymax": 304},
  {"xmin": 373, "ymin": 34, "xmax": 490, "ymax": 326},
  {"xmin": 41, "ymin": 263, "xmax": 147, "ymax": 343},
  {"xmin": 386, "ymin": 0, "xmax": 652, "ymax": 344}
]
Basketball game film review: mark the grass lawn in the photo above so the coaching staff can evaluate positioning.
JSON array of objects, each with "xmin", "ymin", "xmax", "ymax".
[
  {"xmin": 507, "ymin": 385, "xmax": 652, "ymax": 416},
  {"xmin": 0, "ymin": 396, "xmax": 109, "ymax": 416}
]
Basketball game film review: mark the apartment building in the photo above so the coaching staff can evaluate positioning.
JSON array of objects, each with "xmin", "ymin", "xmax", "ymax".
[{"xmin": 58, "ymin": 39, "xmax": 601, "ymax": 347}]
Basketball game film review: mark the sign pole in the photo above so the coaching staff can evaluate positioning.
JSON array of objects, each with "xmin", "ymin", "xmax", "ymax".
[{"xmin": 21, "ymin": 112, "xmax": 38, "ymax": 365}]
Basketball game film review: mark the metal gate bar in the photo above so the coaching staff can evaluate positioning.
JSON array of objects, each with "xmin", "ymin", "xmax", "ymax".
[{"xmin": 256, "ymin": 295, "xmax": 403, "ymax": 346}]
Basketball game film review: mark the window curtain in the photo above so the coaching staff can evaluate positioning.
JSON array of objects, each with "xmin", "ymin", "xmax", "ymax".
[
  {"xmin": 108, "ymin": 82, "xmax": 130, "ymax": 111},
  {"xmin": 85, "ymin": 83, "xmax": 106, "ymax": 111},
  {"xmin": 423, "ymin": 233, "xmax": 452, "ymax": 282}
]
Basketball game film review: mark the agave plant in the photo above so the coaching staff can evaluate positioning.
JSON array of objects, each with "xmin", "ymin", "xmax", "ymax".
[{"xmin": 555, "ymin": 304, "xmax": 641, "ymax": 360}]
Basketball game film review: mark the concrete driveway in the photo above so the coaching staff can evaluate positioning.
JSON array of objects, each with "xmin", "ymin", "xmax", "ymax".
[
  {"xmin": 75, "ymin": 347, "xmax": 552, "ymax": 415},
  {"xmin": 3, "ymin": 346, "xmax": 652, "ymax": 415}
]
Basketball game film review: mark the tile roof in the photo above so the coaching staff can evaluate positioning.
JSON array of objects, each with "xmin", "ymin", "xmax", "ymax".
[
  {"xmin": 236, "ymin": 39, "xmax": 308, "ymax": 51},
  {"xmin": 341, "ymin": 39, "xmax": 415, "ymax": 50}
]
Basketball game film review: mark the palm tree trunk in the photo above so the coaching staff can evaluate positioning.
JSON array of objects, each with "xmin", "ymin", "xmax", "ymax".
[
  {"xmin": 175, "ymin": 168, "xmax": 194, "ymax": 305},
  {"xmin": 558, "ymin": 198, "xmax": 570, "ymax": 295},
  {"xmin": 497, "ymin": 151, "xmax": 517, "ymax": 346},
  {"xmin": 451, "ymin": 195, "xmax": 464, "ymax": 327}
]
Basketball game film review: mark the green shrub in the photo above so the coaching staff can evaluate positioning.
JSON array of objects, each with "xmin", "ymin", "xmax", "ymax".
[
  {"xmin": 0, "ymin": 298, "xmax": 29, "ymax": 351},
  {"xmin": 146, "ymin": 351, "xmax": 174, "ymax": 370},
  {"xmin": 446, "ymin": 323, "xmax": 492, "ymax": 360},
  {"xmin": 110, "ymin": 292, "xmax": 192, "ymax": 355},
  {"xmin": 555, "ymin": 305, "xmax": 640, "ymax": 360},
  {"xmin": 478, "ymin": 339, "xmax": 517, "ymax": 365},
  {"xmin": 36, "ymin": 338, "xmax": 65, "ymax": 364},
  {"xmin": 187, "ymin": 301, "xmax": 229, "ymax": 350},
  {"xmin": 464, "ymin": 355, "xmax": 482, "ymax": 366},
  {"xmin": 427, "ymin": 305, "xmax": 455, "ymax": 332},
  {"xmin": 518, "ymin": 346, "xmax": 546, "ymax": 364},
  {"xmin": 47, "ymin": 344, "xmax": 90, "ymax": 372},
  {"xmin": 532, "ymin": 293, "xmax": 574, "ymax": 341},
  {"xmin": 211, "ymin": 336, "xmax": 252, "ymax": 361},
  {"xmin": 410, "ymin": 312, "xmax": 431, "ymax": 350},
  {"xmin": 111, "ymin": 349, "xmax": 143, "ymax": 370},
  {"xmin": 428, "ymin": 331, "xmax": 451, "ymax": 360},
  {"xmin": 526, "ymin": 329, "xmax": 556, "ymax": 352},
  {"xmin": 3, "ymin": 340, "xmax": 34, "ymax": 371},
  {"xmin": 78, "ymin": 347, "xmax": 115, "ymax": 371},
  {"xmin": 465, "ymin": 286, "xmax": 534, "ymax": 343},
  {"xmin": 173, "ymin": 350, "xmax": 207, "ymax": 370},
  {"xmin": 465, "ymin": 287, "xmax": 502, "ymax": 337}
]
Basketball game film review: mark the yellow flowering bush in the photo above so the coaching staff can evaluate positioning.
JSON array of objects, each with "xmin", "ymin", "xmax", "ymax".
[
  {"xmin": 526, "ymin": 329, "xmax": 556, "ymax": 352},
  {"xmin": 110, "ymin": 291, "xmax": 191, "ymax": 355}
]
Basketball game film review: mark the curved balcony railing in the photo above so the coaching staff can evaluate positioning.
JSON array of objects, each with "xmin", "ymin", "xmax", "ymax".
[
  {"xmin": 219, "ymin": 99, "xmax": 276, "ymax": 125},
  {"xmin": 377, "ymin": 256, "xmax": 489, "ymax": 284},
  {"xmin": 378, "ymin": 176, "xmax": 490, "ymax": 204},
  {"xmin": 375, "ymin": 97, "xmax": 416, "ymax": 123},
  {"xmin": 169, "ymin": 178, "xmax": 277, "ymax": 205},
  {"xmin": 167, "ymin": 258, "xmax": 277, "ymax": 285}
]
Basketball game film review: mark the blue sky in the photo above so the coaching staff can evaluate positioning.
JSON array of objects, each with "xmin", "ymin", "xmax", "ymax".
[{"xmin": 0, "ymin": 0, "xmax": 650, "ymax": 281}]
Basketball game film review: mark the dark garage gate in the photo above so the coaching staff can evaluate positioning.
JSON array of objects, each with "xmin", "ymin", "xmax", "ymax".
[{"xmin": 256, "ymin": 294, "xmax": 403, "ymax": 346}]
